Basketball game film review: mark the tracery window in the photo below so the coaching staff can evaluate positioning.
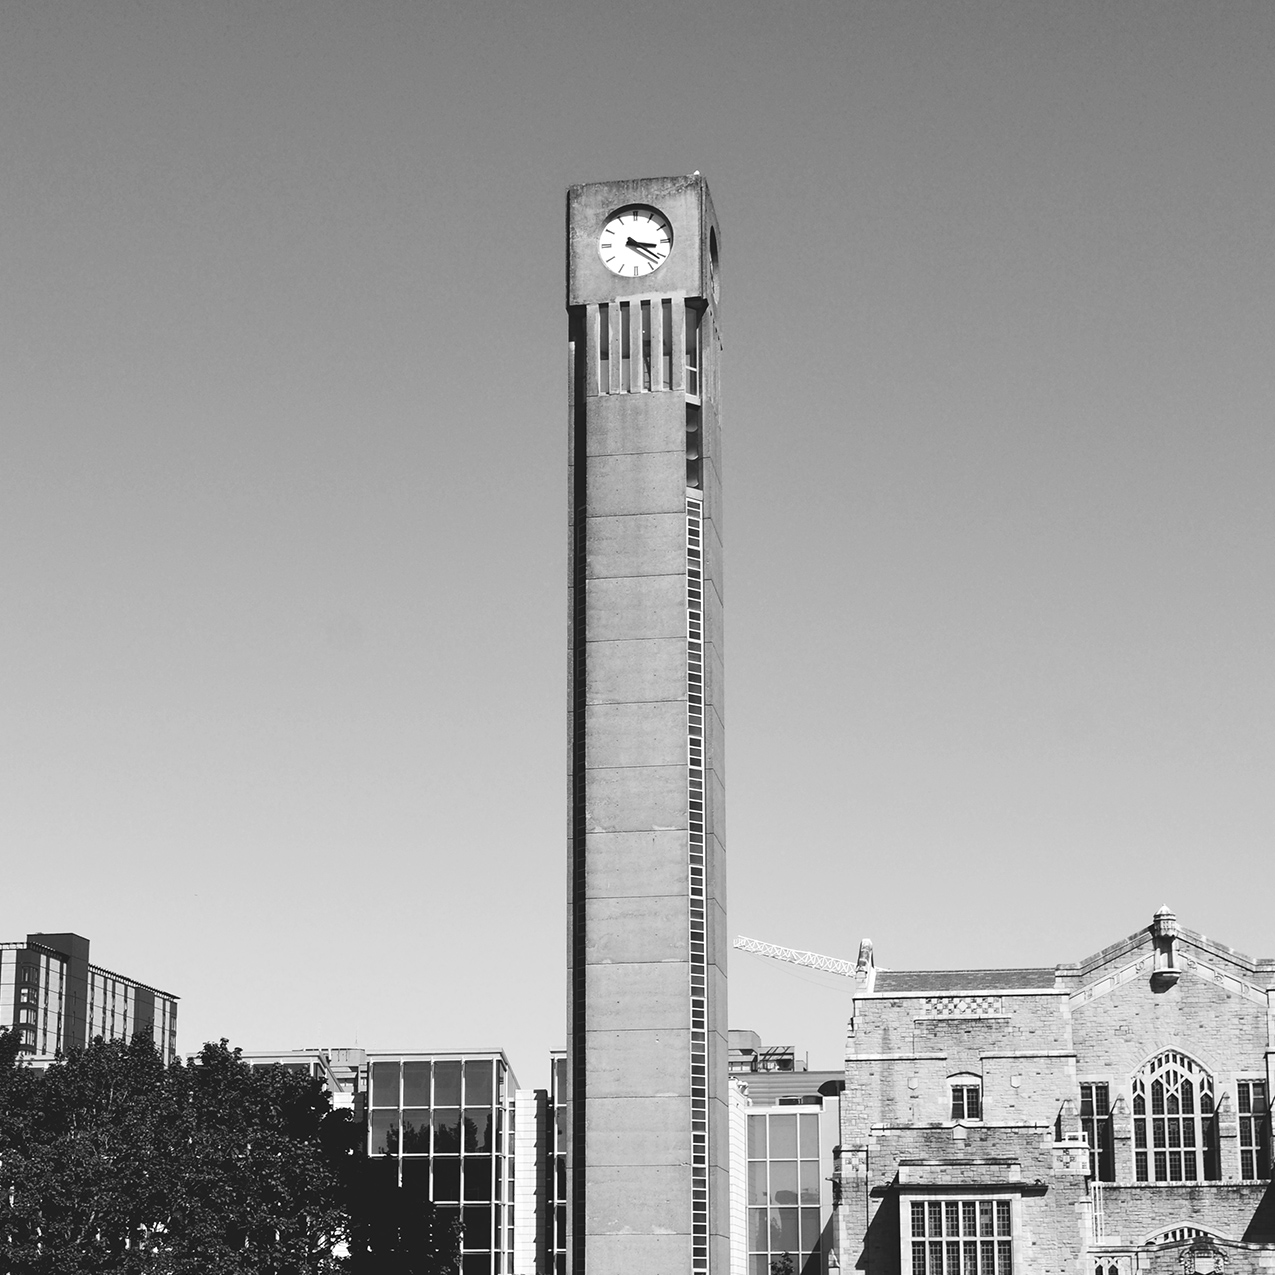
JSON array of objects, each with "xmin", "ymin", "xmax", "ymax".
[{"xmin": 1131, "ymin": 1052, "xmax": 1219, "ymax": 1182}]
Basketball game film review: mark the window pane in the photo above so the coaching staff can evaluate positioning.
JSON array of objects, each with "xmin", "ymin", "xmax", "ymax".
[
  {"xmin": 962, "ymin": 1203, "xmax": 976, "ymax": 1237},
  {"xmin": 466, "ymin": 1108, "xmax": 494, "ymax": 1153},
  {"xmin": 749, "ymin": 1162, "xmax": 768, "ymax": 1205},
  {"xmin": 463, "ymin": 1255, "xmax": 491, "ymax": 1275},
  {"xmin": 434, "ymin": 1159, "xmax": 461, "ymax": 1202},
  {"xmin": 912, "ymin": 1203, "xmax": 926, "ymax": 1238},
  {"xmin": 463, "ymin": 1205, "xmax": 492, "ymax": 1250},
  {"xmin": 436, "ymin": 1060, "xmax": 462, "ymax": 1106},
  {"xmin": 464, "ymin": 1157, "xmax": 493, "ymax": 1202},
  {"xmin": 801, "ymin": 1207, "xmax": 821, "ymax": 1252},
  {"xmin": 402, "ymin": 1109, "xmax": 431, "ymax": 1154},
  {"xmin": 371, "ymin": 1061, "xmax": 400, "ymax": 1108},
  {"xmin": 403, "ymin": 1060, "xmax": 431, "ymax": 1106},
  {"xmin": 465, "ymin": 1059, "xmax": 493, "ymax": 1106},
  {"xmin": 978, "ymin": 1202, "xmax": 993, "ymax": 1237},
  {"xmin": 402, "ymin": 1159, "xmax": 429, "ymax": 1197},
  {"xmin": 945, "ymin": 1203, "xmax": 960, "ymax": 1237},
  {"xmin": 771, "ymin": 1207, "xmax": 799, "ymax": 1251},
  {"xmin": 434, "ymin": 1108, "xmax": 462, "ymax": 1154},
  {"xmin": 769, "ymin": 1160, "xmax": 798, "ymax": 1206},
  {"xmin": 770, "ymin": 1115, "xmax": 798, "ymax": 1159},
  {"xmin": 749, "ymin": 1207, "xmax": 769, "ymax": 1249},
  {"xmin": 929, "ymin": 1203, "xmax": 942, "ymax": 1236},
  {"xmin": 799, "ymin": 1113, "xmax": 819, "ymax": 1157},
  {"xmin": 748, "ymin": 1116, "xmax": 767, "ymax": 1159},
  {"xmin": 751, "ymin": 1257, "xmax": 769, "ymax": 1275},
  {"xmin": 995, "ymin": 1202, "xmax": 1010, "ymax": 1237},
  {"xmin": 912, "ymin": 1243, "xmax": 927, "ymax": 1275},
  {"xmin": 800, "ymin": 1161, "xmax": 820, "ymax": 1205},
  {"xmin": 370, "ymin": 1110, "xmax": 400, "ymax": 1156}
]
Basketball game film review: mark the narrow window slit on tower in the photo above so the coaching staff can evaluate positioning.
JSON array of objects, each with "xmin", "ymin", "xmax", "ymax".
[
  {"xmin": 597, "ymin": 304, "xmax": 609, "ymax": 391},
  {"xmin": 641, "ymin": 300, "xmax": 652, "ymax": 391},
  {"xmin": 662, "ymin": 298, "xmax": 673, "ymax": 387},
  {"xmin": 685, "ymin": 303, "xmax": 701, "ymax": 399},
  {"xmin": 686, "ymin": 403, "xmax": 702, "ymax": 489},
  {"xmin": 620, "ymin": 302, "xmax": 631, "ymax": 392}
]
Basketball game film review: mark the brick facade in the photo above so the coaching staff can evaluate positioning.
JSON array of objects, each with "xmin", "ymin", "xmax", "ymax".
[{"xmin": 836, "ymin": 912, "xmax": 1275, "ymax": 1275}]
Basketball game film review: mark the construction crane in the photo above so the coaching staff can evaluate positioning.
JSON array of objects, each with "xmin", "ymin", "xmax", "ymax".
[{"xmin": 733, "ymin": 935, "xmax": 861, "ymax": 978}]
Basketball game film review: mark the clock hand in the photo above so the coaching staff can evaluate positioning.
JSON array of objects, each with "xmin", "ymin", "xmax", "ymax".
[{"xmin": 626, "ymin": 239, "xmax": 661, "ymax": 263}]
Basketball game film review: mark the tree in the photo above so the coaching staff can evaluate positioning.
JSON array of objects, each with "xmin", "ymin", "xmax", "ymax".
[{"xmin": 0, "ymin": 1032, "xmax": 348, "ymax": 1273}]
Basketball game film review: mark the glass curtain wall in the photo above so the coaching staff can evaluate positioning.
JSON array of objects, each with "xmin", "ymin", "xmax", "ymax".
[
  {"xmin": 746, "ymin": 1109, "xmax": 822, "ymax": 1275},
  {"xmin": 368, "ymin": 1053, "xmax": 513, "ymax": 1275}
]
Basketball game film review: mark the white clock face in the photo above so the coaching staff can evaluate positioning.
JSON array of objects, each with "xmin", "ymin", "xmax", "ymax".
[{"xmin": 599, "ymin": 207, "xmax": 673, "ymax": 277}]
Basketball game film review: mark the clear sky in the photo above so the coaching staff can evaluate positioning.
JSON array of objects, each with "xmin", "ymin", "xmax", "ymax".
[{"xmin": 2, "ymin": 1, "xmax": 1272, "ymax": 1087}]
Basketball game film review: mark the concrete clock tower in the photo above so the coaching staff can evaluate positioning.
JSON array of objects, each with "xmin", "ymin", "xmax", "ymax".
[{"xmin": 566, "ymin": 174, "xmax": 727, "ymax": 1275}]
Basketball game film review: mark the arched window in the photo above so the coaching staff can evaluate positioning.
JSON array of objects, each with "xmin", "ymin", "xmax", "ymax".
[{"xmin": 1131, "ymin": 1052, "xmax": 1219, "ymax": 1182}]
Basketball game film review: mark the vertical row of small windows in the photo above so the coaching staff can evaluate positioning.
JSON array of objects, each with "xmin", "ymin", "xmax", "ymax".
[
  {"xmin": 686, "ymin": 495, "xmax": 708, "ymax": 1275},
  {"xmin": 1238, "ymin": 1081, "xmax": 1271, "ymax": 1181},
  {"xmin": 910, "ymin": 1199, "xmax": 1013, "ymax": 1275}
]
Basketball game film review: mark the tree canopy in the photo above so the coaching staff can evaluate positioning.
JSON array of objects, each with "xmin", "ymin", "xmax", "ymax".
[{"xmin": 0, "ymin": 1030, "xmax": 459, "ymax": 1274}]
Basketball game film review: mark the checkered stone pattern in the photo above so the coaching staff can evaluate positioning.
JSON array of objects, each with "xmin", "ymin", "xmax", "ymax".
[{"xmin": 922, "ymin": 996, "xmax": 1004, "ymax": 1016}]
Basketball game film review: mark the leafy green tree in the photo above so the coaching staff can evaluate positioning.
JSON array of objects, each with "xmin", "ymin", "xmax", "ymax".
[{"xmin": 0, "ymin": 1032, "xmax": 348, "ymax": 1273}]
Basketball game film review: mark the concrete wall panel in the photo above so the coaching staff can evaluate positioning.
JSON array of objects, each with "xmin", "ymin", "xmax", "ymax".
[
  {"xmin": 586, "ymin": 451, "xmax": 687, "ymax": 517},
  {"xmin": 584, "ymin": 830, "xmax": 690, "ymax": 898},
  {"xmin": 586, "ymin": 893, "xmax": 688, "ymax": 964},
  {"xmin": 584, "ymin": 1027, "xmax": 690, "ymax": 1098},
  {"xmin": 585, "ymin": 574, "xmax": 687, "ymax": 641},
  {"xmin": 584, "ymin": 1163, "xmax": 694, "ymax": 1234},
  {"xmin": 584, "ymin": 701, "xmax": 688, "ymax": 770},
  {"xmin": 587, "ymin": 961, "xmax": 694, "ymax": 1031},
  {"xmin": 585, "ymin": 513, "xmax": 686, "ymax": 579},
  {"xmin": 585, "ymin": 637, "xmax": 686, "ymax": 706},
  {"xmin": 583, "ymin": 763, "xmax": 686, "ymax": 834}
]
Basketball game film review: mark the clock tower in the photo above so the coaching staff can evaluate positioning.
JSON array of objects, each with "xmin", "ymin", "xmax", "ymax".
[{"xmin": 566, "ymin": 174, "xmax": 727, "ymax": 1275}]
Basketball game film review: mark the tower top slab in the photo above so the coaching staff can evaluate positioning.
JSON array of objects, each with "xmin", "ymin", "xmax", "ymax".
[{"xmin": 566, "ymin": 173, "xmax": 720, "ymax": 310}]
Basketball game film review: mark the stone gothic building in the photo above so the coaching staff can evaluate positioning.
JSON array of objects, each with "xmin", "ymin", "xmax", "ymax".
[{"xmin": 836, "ymin": 909, "xmax": 1275, "ymax": 1275}]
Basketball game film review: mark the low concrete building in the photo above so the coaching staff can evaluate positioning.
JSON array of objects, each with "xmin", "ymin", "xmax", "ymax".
[{"xmin": 835, "ymin": 909, "xmax": 1275, "ymax": 1275}]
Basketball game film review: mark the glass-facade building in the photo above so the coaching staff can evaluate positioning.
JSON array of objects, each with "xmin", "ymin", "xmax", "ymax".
[{"xmin": 367, "ymin": 1050, "xmax": 516, "ymax": 1275}]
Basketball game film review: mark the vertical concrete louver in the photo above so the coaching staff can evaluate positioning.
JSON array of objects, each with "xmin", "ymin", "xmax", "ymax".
[{"xmin": 566, "ymin": 175, "xmax": 727, "ymax": 1275}]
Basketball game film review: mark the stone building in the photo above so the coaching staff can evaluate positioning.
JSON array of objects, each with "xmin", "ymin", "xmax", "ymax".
[{"xmin": 836, "ymin": 909, "xmax": 1275, "ymax": 1275}]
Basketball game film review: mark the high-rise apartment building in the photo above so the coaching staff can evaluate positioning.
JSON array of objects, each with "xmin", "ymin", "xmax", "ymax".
[
  {"xmin": 566, "ymin": 174, "xmax": 728, "ymax": 1275},
  {"xmin": 0, "ymin": 931, "xmax": 178, "ymax": 1062}
]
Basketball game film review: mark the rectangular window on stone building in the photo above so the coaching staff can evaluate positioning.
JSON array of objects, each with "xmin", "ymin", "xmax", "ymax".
[
  {"xmin": 951, "ymin": 1085, "xmax": 981, "ymax": 1121},
  {"xmin": 909, "ymin": 1197, "xmax": 1013, "ymax": 1275},
  {"xmin": 1080, "ymin": 1083, "xmax": 1115, "ymax": 1181},
  {"xmin": 1238, "ymin": 1081, "xmax": 1271, "ymax": 1180}
]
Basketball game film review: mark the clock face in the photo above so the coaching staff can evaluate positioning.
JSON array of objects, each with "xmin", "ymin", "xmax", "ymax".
[{"xmin": 599, "ymin": 207, "xmax": 673, "ymax": 277}]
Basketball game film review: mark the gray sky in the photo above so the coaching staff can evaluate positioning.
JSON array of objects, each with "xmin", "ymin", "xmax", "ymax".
[{"xmin": 2, "ymin": 0, "xmax": 1272, "ymax": 1085}]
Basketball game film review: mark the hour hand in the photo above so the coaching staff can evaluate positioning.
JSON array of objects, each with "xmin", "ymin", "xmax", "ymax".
[{"xmin": 626, "ymin": 238, "xmax": 660, "ymax": 262}]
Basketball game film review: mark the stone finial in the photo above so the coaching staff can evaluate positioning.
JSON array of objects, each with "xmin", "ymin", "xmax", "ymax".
[
  {"xmin": 1153, "ymin": 906, "xmax": 1179, "ymax": 940},
  {"xmin": 856, "ymin": 939, "xmax": 874, "ymax": 973}
]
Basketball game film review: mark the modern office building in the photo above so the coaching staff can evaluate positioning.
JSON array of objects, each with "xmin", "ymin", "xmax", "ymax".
[
  {"xmin": 729, "ymin": 1033, "xmax": 844, "ymax": 1275},
  {"xmin": 247, "ymin": 1045, "xmax": 518, "ymax": 1275},
  {"xmin": 566, "ymin": 173, "xmax": 728, "ymax": 1275},
  {"xmin": 835, "ymin": 909, "xmax": 1275, "ymax": 1275},
  {"xmin": 0, "ymin": 931, "xmax": 178, "ymax": 1062}
]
